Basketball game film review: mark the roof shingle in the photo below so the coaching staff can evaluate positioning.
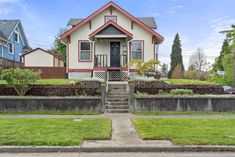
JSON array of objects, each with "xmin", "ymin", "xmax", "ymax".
[{"xmin": 0, "ymin": 19, "xmax": 20, "ymax": 39}]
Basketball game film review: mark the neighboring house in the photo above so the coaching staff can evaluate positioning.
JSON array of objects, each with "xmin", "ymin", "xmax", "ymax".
[
  {"xmin": 60, "ymin": 1, "xmax": 164, "ymax": 80},
  {"xmin": 22, "ymin": 48, "xmax": 64, "ymax": 67},
  {"xmin": 0, "ymin": 20, "xmax": 30, "ymax": 67}
]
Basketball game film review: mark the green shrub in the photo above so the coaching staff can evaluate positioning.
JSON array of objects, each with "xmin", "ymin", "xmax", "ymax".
[
  {"xmin": 170, "ymin": 89, "xmax": 193, "ymax": 95},
  {"xmin": 136, "ymin": 91, "xmax": 147, "ymax": 96},
  {"xmin": 1, "ymin": 68, "xmax": 40, "ymax": 96},
  {"xmin": 158, "ymin": 90, "xmax": 169, "ymax": 95}
]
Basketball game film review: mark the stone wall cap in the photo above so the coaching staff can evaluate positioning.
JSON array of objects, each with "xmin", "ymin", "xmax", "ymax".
[
  {"xmin": 135, "ymin": 95, "xmax": 235, "ymax": 99},
  {"xmin": 0, "ymin": 96, "xmax": 101, "ymax": 100}
]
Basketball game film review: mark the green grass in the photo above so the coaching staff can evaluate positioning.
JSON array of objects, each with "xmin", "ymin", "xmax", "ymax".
[
  {"xmin": 132, "ymin": 118, "xmax": 235, "ymax": 145},
  {"xmin": 136, "ymin": 112, "xmax": 235, "ymax": 115},
  {"xmin": 0, "ymin": 111, "xmax": 99, "ymax": 115},
  {"xmin": 162, "ymin": 79, "xmax": 217, "ymax": 85},
  {"xmin": 0, "ymin": 118, "xmax": 111, "ymax": 146}
]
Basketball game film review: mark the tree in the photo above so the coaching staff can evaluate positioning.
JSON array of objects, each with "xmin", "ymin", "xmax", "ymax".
[
  {"xmin": 168, "ymin": 33, "xmax": 184, "ymax": 78},
  {"xmin": 160, "ymin": 63, "xmax": 168, "ymax": 78},
  {"xmin": 51, "ymin": 28, "xmax": 67, "ymax": 60},
  {"xmin": 212, "ymin": 39, "xmax": 231, "ymax": 73},
  {"xmin": 189, "ymin": 48, "xmax": 209, "ymax": 72},
  {"xmin": 1, "ymin": 68, "xmax": 40, "ymax": 96}
]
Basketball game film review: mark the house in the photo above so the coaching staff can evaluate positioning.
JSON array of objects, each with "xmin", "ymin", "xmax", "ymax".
[
  {"xmin": 22, "ymin": 48, "xmax": 64, "ymax": 67},
  {"xmin": 60, "ymin": 1, "xmax": 164, "ymax": 80},
  {"xmin": 0, "ymin": 20, "xmax": 30, "ymax": 68}
]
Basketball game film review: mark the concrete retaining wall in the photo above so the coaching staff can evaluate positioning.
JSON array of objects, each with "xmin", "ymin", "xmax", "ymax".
[
  {"xmin": 0, "ymin": 96, "xmax": 102, "ymax": 112},
  {"xmin": 133, "ymin": 95, "xmax": 235, "ymax": 112}
]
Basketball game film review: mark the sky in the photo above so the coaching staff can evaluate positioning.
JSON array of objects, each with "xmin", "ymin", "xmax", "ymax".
[{"xmin": 0, "ymin": 0, "xmax": 235, "ymax": 69}]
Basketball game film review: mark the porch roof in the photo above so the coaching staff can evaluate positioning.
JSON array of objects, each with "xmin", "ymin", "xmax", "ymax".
[{"xmin": 89, "ymin": 21, "xmax": 133, "ymax": 39}]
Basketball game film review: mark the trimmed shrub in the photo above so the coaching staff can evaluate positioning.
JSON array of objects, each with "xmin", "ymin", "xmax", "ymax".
[
  {"xmin": 1, "ymin": 68, "xmax": 40, "ymax": 96},
  {"xmin": 170, "ymin": 89, "xmax": 193, "ymax": 95}
]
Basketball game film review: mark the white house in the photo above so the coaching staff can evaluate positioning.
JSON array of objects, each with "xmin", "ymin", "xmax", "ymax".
[
  {"xmin": 60, "ymin": 1, "xmax": 164, "ymax": 80},
  {"xmin": 22, "ymin": 48, "xmax": 64, "ymax": 67}
]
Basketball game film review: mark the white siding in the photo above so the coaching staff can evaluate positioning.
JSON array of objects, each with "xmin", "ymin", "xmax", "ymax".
[{"xmin": 24, "ymin": 49, "xmax": 54, "ymax": 67}]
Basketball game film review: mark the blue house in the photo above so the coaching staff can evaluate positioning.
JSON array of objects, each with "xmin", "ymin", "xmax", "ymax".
[{"xmin": 0, "ymin": 20, "xmax": 30, "ymax": 66}]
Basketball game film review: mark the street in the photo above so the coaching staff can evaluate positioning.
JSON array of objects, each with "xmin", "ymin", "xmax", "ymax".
[{"xmin": 0, "ymin": 153, "xmax": 235, "ymax": 157}]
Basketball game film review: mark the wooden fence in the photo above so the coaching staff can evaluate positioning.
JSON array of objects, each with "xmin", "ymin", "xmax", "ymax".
[{"xmin": 21, "ymin": 67, "xmax": 67, "ymax": 79}]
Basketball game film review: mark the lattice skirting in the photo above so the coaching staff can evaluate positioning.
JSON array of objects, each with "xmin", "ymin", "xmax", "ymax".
[{"xmin": 93, "ymin": 71, "xmax": 128, "ymax": 81}]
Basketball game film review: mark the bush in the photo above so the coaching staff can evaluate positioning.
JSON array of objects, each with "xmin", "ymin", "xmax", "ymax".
[
  {"xmin": 170, "ymin": 89, "xmax": 193, "ymax": 95},
  {"xmin": 158, "ymin": 90, "xmax": 169, "ymax": 95},
  {"xmin": 1, "ymin": 68, "xmax": 40, "ymax": 96},
  {"xmin": 172, "ymin": 63, "xmax": 184, "ymax": 79}
]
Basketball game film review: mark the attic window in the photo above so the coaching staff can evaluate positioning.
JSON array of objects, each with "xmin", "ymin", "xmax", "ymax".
[
  {"xmin": 105, "ymin": 15, "xmax": 117, "ymax": 23},
  {"xmin": 14, "ymin": 31, "xmax": 19, "ymax": 43}
]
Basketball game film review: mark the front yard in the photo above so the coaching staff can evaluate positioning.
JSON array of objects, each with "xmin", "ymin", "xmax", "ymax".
[
  {"xmin": 0, "ymin": 118, "xmax": 111, "ymax": 146},
  {"xmin": 132, "ymin": 118, "xmax": 235, "ymax": 145}
]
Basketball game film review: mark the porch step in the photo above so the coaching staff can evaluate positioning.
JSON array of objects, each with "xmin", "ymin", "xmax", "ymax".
[
  {"xmin": 106, "ymin": 102, "xmax": 128, "ymax": 106},
  {"xmin": 107, "ymin": 92, "xmax": 127, "ymax": 95},
  {"xmin": 106, "ymin": 98, "xmax": 127, "ymax": 102},
  {"xmin": 106, "ymin": 105, "xmax": 129, "ymax": 109},
  {"xmin": 106, "ymin": 109, "xmax": 129, "ymax": 113},
  {"xmin": 106, "ymin": 95, "xmax": 127, "ymax": 98}
]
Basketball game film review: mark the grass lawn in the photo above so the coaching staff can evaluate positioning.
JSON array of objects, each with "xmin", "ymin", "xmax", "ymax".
[
  {"xmin": 0, "ymin": 111, "xmax": 99, "ymax": 115},
  {"xmin": 136, "ymin": 112, "xmax": 235, "ymax": 115},
  {"xmin": 0, "ymin": 118, "xmax": 111, "ymax": 146},
  {"xmin": 162, "ymin": 79, "xmax": 217, "ymax": 85},
  {"xmin": 132, "ymin": 118, "xmax": 235, "ymax": 145}
]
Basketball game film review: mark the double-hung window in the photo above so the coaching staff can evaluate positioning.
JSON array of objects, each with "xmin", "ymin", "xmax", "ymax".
[
  {"xmin": 8, "ymin": 43, "xmax": 14, "ymax": 54},
  {"xmin": 131, "ymin": 41, "xmax": 143, "ymax": 60},
  {"xmin": 79, "ymin": 41, "xmax": 92, "ymax": 61}
]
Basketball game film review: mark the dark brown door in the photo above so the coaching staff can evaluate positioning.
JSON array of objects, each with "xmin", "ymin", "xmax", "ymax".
[{"xmin": 110, "ymin": 42, "xmax": 120, "ymax": 67}]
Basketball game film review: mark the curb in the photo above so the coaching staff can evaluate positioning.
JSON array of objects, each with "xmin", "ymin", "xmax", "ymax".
[{"xmin": 0, "ymin": 146, "xmax": 235, "ymax": 153}]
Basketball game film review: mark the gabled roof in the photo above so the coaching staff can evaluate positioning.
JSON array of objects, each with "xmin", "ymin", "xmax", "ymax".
[
  {"xmin": 61, "ymin": 1, "xmax": 164, "ymax": 43},
  {"xmin": 22, "ymin": 48, "xmax": 64, "ymax": 61},
  {"xmin": 0, "ymin": 20, "xmax": 20, "ymax": 38},
  {"xmin": 68, "ymin": 17, "xmax": 157, "ymax": 29},
  {"xmin": 0, "ymin": 31, "xmax": 8, "ymax": 42},
  {"xmin": 89, "ymin": 20, "xmax": 133, "ymax": 38}
]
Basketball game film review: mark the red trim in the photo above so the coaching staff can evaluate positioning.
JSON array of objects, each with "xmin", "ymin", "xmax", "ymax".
[
  {"xmin": 93, "ymin": 67, "xmax": 128, "ymax": 71},
  {"xmin": 22, "ymin": 48, "xmax": 64, "ymax": 61},
  {"xmin": 130, "ymin": 40, "xmax": 144, "ymax": 61},
  {"xmin": 68, "ymin": 69, "xmax": 93, "ymax": 72},
  {"xmin": 129, "ymin": 69, "xmax": 137, "ymax": 72},
  {"xmin": 60, "ymin": 1, "xmax": 164, "ymax": 43},
  {"xmin": 89, "ymin": 20, "xmax": 132, "ymax": 38},
  {"xmin": 78, "ymin": 40, "xmax": 92, "ymax": 62},
  {"xmin": 104, "ymin": 15, "xmax": 117, "ymax": 23}
]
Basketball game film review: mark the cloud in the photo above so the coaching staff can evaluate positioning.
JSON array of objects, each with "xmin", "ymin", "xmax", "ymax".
[
  {"xmin": 0, "ymin": 0, "xmax": 18, "ymax": 5},
  {"xmin": 0, "ymin": 8, "xmax": 11, "ymax": 14}
]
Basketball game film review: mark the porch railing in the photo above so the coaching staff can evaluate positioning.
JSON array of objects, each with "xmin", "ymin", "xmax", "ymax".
[{"xmin": 95, "ymin": 53, "xmax": 128, "ymax": 67}]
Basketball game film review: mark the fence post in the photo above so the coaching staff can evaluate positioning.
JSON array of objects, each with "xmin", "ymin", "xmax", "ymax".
[
  {"xmin": 128, "ymin": 83, "xmax": 135, "ymax": 113},
  {"xmin": 101, "ymin": 84, "xmax": 106, "ymax": 113}
]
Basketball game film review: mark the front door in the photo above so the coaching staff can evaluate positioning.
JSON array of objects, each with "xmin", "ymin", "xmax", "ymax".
[{"xmin": 110, "ymin": 42, "xmax": 120, "ymax": 67}]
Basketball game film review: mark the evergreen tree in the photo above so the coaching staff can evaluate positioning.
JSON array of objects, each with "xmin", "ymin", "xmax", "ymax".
[
  {"xmin": 212, "ymin": 39, "xmax": 230, "ymax": 72},
  {"xmin": 51, "ymin": 28, "xmax": 67, "ymax": 60},
  {"xmin": 168, "ymin": 33, "xmax": 184, "ymax": 78},
  {"xmin": 161, "ymin": 63, "xmax": 168, "ymax": 78}
]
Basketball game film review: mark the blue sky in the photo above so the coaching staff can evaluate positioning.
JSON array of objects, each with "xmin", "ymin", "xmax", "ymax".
[{"xmin": 0, "ymin": 0, "xmax": 235, "ymax": 68}]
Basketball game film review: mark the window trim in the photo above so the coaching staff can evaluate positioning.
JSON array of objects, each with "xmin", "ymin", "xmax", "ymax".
[
  {"xmin": 14, "ymin": 31, "xmax": 19, "ymax": 43},
  {"xmin": 8, "ymin": 43, "xmax": 14, "ymax": 55},
  {"xmin": 104, "ymin": 15, "xmax": 117, "ymax": 23},
  {"xmin": 130, "ymin": 40, "xmax": 144, "ymax": 61},
  {"xmin": 78, "ymin": 40, "xmax": 92, "ymax": 62}
]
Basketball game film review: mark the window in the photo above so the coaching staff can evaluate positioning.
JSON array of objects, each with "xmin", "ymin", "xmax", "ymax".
[
  {"xmin": 105, "ymin": 16, "xmax": 117, "ymax": 23},
  {"xmin": 79, "ymin": 41, "xmax": 92, "ymax": 61},
  {"xmin": 14, "ymin": 31, "xmax": 19, "ymax": 43},
  {"xmin": 8, "ymin": 43, "xmax": 14, "ymax": 54},
  {"xmin": 131, "ymin": 41, "xmax": 143, "ymax": 60}
]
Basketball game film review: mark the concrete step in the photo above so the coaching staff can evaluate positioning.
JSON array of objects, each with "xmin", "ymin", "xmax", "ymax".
[
  {"xmin": 106, "ymin": 95, "xmax": 127, "ymax": 98},
  {"xmin": 106, "ymin": 102, "xmax": 128, "ymax": 106},
  {"xmin": 108, "ymin": 89, "xmax": 127, "ymax": 92},
  {"xmin": 106, "ymin": 105, "xmax": 129, "ymax": 109},
  {"xmin": 107, "ymin": 92, "xmax": 127, "ymax": 95},
  {"xmin": 108, "ymin": 86, "xmax": 126, "ymax": 90},
  {"xmin": 106, "ymin": 98, "xmax": 127, "ymax": 102},
  {"xmin": 106, "ymin": 109, "xmax": 129, "ymax": 113}
]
